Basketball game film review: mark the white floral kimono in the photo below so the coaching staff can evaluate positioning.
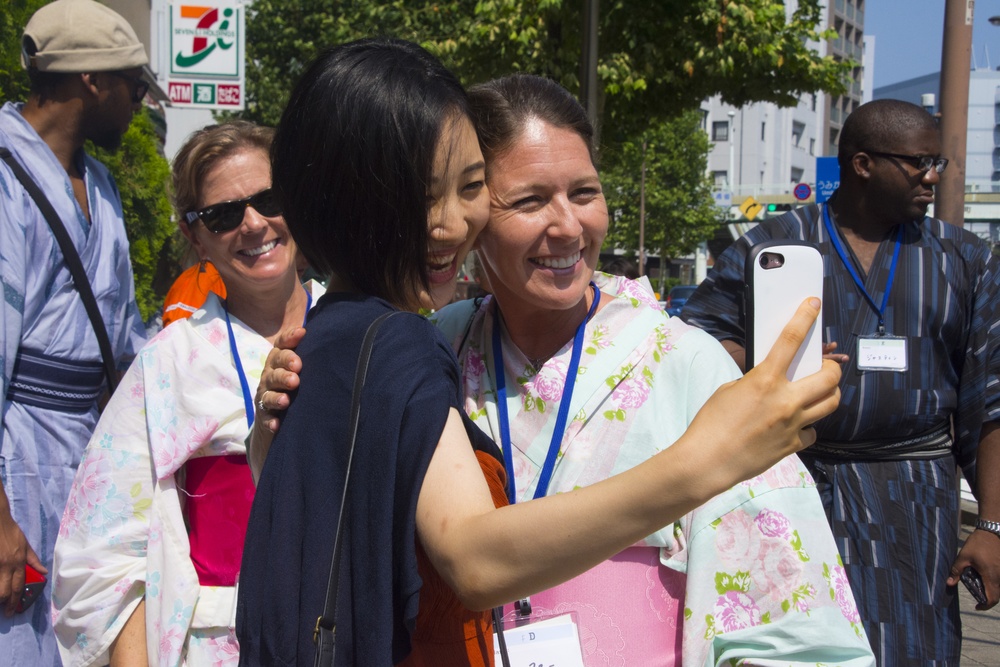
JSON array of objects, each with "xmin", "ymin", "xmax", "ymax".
[
  {"xmin": 51, "ymin": 294, "xmax": 270, "ymax": 667},
  {"xmin": 432, "ymin": 272, "xmax": 875, "ymax": 667}
]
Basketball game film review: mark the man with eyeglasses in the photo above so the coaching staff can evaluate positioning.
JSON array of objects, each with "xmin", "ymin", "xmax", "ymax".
[
  {"xmin": 682, "ymin": 98, "xmax": 1000, "ymax": 665},
  {"xmin": 0, "ymin": 1, "xmax": 148, "ymax": 663}
]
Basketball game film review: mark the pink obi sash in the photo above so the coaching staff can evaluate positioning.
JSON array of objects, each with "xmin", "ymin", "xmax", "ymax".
[
  {"xmin": 502, "ymin": 547, "xmax": 684, "ymax": 666},
  {"xmin": 182, "ymin": 454, "xmax": 255, "ymax": 587}
]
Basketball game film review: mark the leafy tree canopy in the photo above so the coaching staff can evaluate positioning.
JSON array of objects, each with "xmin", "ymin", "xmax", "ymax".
[
  {"xmin": 240, "ymin": 0, "xmax": 849, "ymax": 135},
  {"xmin": 602, "ymin": 110, "xmax": 723, "ymax": 292}
]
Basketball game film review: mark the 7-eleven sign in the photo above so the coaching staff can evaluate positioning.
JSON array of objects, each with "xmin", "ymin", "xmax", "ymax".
[
  {"xmin": 167, "ymin": 1, "xmax": 244, "ymax": 109},
  {"xmin": 169, "ymin": 1, "xmax": 242, "ymax": 78}
]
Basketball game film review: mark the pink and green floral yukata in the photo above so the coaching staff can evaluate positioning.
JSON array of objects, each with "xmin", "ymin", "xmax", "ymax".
[
  {"xmin": 51, "ymin": 294, "xmax": 269, "ymax": 667},
  {"xmin": 432, "ymin": 272, "xmax": 875, "ymax": 667}
]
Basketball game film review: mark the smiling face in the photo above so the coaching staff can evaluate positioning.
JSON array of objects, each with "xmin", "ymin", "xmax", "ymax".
[
  {"xmin": 418, "ymin": 113, "xmax": 490, "ymax": 310},
  {"xmin": 475, "ymin": 117, "xmax": 608, "ymax": 318},
  {"xmin": 183, "ymin": 149, "xmax": 298, "ymax": 301}
]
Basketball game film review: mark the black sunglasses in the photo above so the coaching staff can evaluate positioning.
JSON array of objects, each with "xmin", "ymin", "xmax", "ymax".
[
  {"xmin": 864, "ymin": 150, "xmax": 949, "ymax": 174},
  {"xmin": 108, "ymin": 71, "xmax": 150, "ymax": 105},
  {"xmin": 185, "ymin": 188, "xmax": 282, "ymax": 233}
]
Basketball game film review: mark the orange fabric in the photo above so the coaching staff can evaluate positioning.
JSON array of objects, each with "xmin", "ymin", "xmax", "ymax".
[
  {"xmin": 162, "ymin": 261, "xmax": 226, "ymax": 328},
  {"xmin": 400, "ymin": 450, "xmax": 508, "ymax": 667}
]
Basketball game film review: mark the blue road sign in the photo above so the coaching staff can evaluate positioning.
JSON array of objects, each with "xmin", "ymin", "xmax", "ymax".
[
  {"xmin": 712, "ymin": 190, "xmax": 733, "ymax": 208},
  {"xmin": 815, "ymin": 157, "xmax": 840, "ymax": 204},
  {"xmin": 793, "ymin": 183, "xmax": 812, "ymax": 201}
]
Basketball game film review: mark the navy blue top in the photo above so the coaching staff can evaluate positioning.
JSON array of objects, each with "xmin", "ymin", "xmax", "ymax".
[{"xmin": 236, "ymin": 294, "xmax": 501, "ymax": 665}]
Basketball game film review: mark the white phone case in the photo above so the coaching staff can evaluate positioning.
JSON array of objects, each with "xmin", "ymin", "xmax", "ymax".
[{"xmin": 744, "ymin": 241, "xmax": 824, "ymax": 381}]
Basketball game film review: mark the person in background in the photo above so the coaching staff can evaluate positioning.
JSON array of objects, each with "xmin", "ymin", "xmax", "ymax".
[
  {"xmin": 248, "ymin": 66, "xmax": 874, "ymax": 665},
  {"xmin": 0, "ymin": 1, "xmax": 148, "ymax": 662},
  {"xmin": 682, "ymin": 98, "xmax": 1000, "ymax": 665},
  {"xmin": 600, "ymin": 255, "xmax": 639, "ymax": 280},
  {"xmin": 52, "ymin": 121, "xmax": 312, "ymax": 666}
]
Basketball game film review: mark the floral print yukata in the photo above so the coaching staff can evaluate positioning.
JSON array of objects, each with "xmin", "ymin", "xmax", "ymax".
[
  {"xmin": 432, "ymin": 272, "xmax": 875, "ymax": 667},
  {"xmin": 51, "ymin": 294, "xmax": 270, "ymax": 666}
]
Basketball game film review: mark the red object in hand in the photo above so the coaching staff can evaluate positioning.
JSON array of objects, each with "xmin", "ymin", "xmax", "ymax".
[{"xmin": 17, "ymin": 564, "xmax": 46, "ymax": 613}]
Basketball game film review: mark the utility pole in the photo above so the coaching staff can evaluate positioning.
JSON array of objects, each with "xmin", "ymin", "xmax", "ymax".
[
  {"xmin": 639, "ymin": 139, "xmax": 647, "ymax": 277},
  {"xmin": 580, "ymin": 0, "xmax": 599, "ymax": 133},
  {"xmin": 938, "ymin": 0, "xmax": 974, "ymax": 226},
  {"xmin": 728, "ymin": 110, "xmax": 736, "ymax": 198}
]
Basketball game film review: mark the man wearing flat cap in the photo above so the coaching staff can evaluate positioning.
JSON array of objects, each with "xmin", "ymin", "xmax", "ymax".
[{"xmin": 0, "ymin": 1, "xmax": 147, "ymax": 663}]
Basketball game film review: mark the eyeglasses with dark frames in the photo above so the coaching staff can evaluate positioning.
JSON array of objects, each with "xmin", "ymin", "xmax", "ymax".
[
  {"xmin": 108, "ymin": 71, "xmax": 150, "ymax": 105},
  {"xmin": 863, "ymin": 150, "xmax": 949, "ymax": 174},
  {"xmin": 185, "ymin": 188, "xmax": 282, "ymax": 234}
]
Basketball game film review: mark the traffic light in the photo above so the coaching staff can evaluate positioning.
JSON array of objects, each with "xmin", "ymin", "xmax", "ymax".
[{"xmin": 766, "ymin": 203, "xmax": 793, "ymax": 216}]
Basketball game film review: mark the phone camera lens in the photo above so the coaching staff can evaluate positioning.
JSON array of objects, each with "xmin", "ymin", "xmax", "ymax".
[{"xmin": 760, "ymin": 254, "xmax": 769, "ymax": 269}]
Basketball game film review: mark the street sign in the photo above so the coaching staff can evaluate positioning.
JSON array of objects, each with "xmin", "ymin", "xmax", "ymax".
[
  {"xmin": 739, "ymin": 196, "xmax": 764, "ymax": 221},
  {"xmin": 815, "ymin": 157, "xmax": 840, "ymax": 204},
  {"xmin": 167, "ymin": 1, "xmax": 245, "ymax": 110},
  {"xmin": 793, "ymin": 183, "xmax": 812, "ymax": 201},
  {"xmin": 712, "ymin": 190, "xmax": 733, "ymax": 208}
]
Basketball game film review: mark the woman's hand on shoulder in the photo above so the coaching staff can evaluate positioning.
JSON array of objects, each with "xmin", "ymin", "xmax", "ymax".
[
  {"xmin": 684, "ymin": 297, "xmax": 841, "ymax": 492},
  {"xmin": 248, "ymin": 326, "xmax": 306, "ymax": 483}
]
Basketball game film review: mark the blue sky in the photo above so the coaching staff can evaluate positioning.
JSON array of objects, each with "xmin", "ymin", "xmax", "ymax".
[{"xmin": 866, "ymin": 0, "xmax": 1000, "ymax": 88}]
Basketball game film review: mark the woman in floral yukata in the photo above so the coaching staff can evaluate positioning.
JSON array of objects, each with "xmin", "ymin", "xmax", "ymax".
[
  {"xmin": 50, "ymin": 121, "xmax": 312, "ymax": 666},
  {"xmin": 255, "ymin": 73, "xmax": 877, "ymax": 666}
]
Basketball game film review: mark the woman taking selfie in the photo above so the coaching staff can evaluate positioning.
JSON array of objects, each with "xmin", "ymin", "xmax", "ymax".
[{"xmin": 237, "ymin": 39, "xmax": 855, "ymax": 666}]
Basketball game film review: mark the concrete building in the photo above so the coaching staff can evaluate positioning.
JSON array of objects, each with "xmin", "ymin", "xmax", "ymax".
[{"xmin": 703, "ymin": 0, "xmax": 868, "ymax": 207}]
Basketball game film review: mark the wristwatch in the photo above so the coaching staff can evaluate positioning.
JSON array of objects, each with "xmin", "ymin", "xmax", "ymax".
[{"xmin": 975, "ymin": 517, "xmax": 1000, "ymax": 539}]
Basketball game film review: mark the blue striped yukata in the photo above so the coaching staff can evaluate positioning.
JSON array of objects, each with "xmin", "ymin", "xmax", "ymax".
[
  {"xmin": 0, "ymin": 102, "xmax": 146, "ymax": 666},
  {"xmin": 681, "ymin": 202, "xmax": 1000, "ymax": 666}
]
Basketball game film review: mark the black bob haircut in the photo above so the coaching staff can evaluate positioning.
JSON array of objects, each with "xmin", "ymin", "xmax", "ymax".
[{"xmin": 271, "ymin": 38, "xmax": 470, "ymax": 310}]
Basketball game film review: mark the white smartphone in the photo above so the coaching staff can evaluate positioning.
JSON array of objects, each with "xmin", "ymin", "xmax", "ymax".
[{"xmin": 744, "ymin": 241, "xmax": 824, "ymax": 381}]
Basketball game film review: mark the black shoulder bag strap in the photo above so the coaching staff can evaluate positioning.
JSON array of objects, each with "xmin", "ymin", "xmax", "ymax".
[
  {"xmin": 313, "ymin": 310, "xmax": 402, "ymax": 666},
  {"xmin": 311, "ymin": 309, "xmax": 512, "ymax": 667},
  {"xmin": 0, "ymin": 147, "xmax": 119, "ymax": 394}
]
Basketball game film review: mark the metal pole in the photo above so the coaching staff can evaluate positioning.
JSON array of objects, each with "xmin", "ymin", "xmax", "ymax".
[
  {"xmin": 728, "ymin": 110, "xmax": 736, "ymax": 197},
  {"xmin": 580, "ymin": 0, "xmax": 599, "ymax": 132},
  {"xmin": 639, "ymin": 139, "xmax": 647, "ymax": 277},
  {"xmin": 938, "ymin": 0, "xmax": 974, "ymax": 226}
]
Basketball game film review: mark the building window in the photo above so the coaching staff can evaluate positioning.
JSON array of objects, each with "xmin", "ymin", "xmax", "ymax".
[
  {"xmin": 700, "ymin": 109, "xmax": 709, "ymax": 132},
  {"xmin": 792, "ymin": 121, "xmax": 805, "ymax": 147},
  {"xmin": 811, "ymin": 94, "xmax": 817, "ymax": 111},
  {"xmin": 791, "ymin": 167, "xmax": 804, "ymax": 183},
  {"xmin": 713, "ymin": 171, "xmax": 729, "ymax": 188},
  {"xmin": 712, "ymin": 121, "xmax": 730, "ymax": 142}
]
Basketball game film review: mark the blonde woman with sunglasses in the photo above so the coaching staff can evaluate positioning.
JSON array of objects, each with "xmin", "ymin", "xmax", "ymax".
[{"xmin": 50, "ymin": 121, "xmax": 311, "ymax": 667}]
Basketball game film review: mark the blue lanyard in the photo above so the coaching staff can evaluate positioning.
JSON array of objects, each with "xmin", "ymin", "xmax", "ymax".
[
  {"xmin": 822, "ymin": 204, "xmax": 902, "ymax": 335},
  {"xmin": 491, "ymin": 282, "xmax": 600, "ymax": 504},
  {"xmin": 224, "ymin": 290, "xmax": 311, "ymax": 428}
]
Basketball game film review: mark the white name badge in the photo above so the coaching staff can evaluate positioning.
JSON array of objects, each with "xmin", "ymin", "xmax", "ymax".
[
  {"xmin": 857, "ymin": 336, "xmax": 907, "ymax": 372},
  {"xmin": 494, "ymin": 613, "xmax": 586, "ymax": 667}
]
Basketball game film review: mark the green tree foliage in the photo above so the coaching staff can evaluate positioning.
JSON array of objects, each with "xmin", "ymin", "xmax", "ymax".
[
  {"xmin": 0, "ymin": 0, "xmax": 174, "ymax": 323},
  {"xmin": 602, "ymin": 111, "xmax": 723, "ymax": 294},
  {"xmin": 0, "ymin": 0, "xmax": 47, "ymax": 101},
  {"xmin": 240, "ymin": 0, "xmax": 848, "ymax": 132}
]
